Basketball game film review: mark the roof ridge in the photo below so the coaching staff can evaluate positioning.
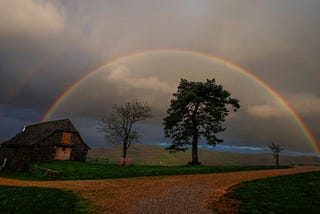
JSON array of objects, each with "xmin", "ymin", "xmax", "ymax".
[
  {"xmin": 2, "ymin": 118, "xmax": 78, "ymax": 147},
  {"xmin": 26, "ymin": 118, "xmax": 71, "ymax": 128}
]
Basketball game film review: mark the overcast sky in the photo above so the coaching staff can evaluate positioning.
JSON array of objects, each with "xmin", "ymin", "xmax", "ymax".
[{"xmin": 1, "ymin": 0, "xmax": 319, "ymax": 155}]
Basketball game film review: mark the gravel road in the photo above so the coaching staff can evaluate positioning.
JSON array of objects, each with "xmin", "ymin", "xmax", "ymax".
[{"xmin": 1, "ymin": 166, "xmax": 319, "ymax": 213}]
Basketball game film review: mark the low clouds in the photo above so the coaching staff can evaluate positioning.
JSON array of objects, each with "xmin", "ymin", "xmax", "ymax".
[
  {"xmin": 248, "ymin": 93, "xmax": 320, "ymax": 119},
  {"xmin": 248, "ymin": 103, "xmax": 286, "ymax": 119},
  {"xmin": 287, "ymin": 93, "xmax": 320, "ymax": 117},
  {"xmin": 107, "ymin": 64, "xmax": 175, "ymax": 94}
]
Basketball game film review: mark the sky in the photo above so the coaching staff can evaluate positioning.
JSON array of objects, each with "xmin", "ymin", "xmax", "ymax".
[{"xmin": 0, "ymin": 0, "xmax": 320, "ymax": 155}]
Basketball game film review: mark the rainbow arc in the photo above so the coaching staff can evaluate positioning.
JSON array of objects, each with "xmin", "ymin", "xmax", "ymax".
[{"xmin": 41, "ymin": 49, "xmax": 320, "ymax": 156}]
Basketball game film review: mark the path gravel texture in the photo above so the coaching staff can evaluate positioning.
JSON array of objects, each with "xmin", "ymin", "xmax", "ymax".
[{"xmin": 1, "ymin": 166, "xmax": 319, "ymax": 213}]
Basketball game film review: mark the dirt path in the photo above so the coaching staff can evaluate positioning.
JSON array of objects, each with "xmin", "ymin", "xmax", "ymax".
[{"xmin": 1, "ymin": 166, "xmax": 319, "ymax": 213}]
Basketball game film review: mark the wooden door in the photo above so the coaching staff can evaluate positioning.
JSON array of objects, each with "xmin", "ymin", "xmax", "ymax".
[{"xmin": 54, "ymin": 147, "xmax": 72, "ymax": 160}]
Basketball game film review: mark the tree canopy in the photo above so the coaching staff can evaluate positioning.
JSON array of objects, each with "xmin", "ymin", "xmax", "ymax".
[
  {"xmin": 163, "ymin": 78, "xmax": 240, "ymax": 164},
  {"xmin": 97, "ymin": 99, "xmax": 152, "ymax": 165}
]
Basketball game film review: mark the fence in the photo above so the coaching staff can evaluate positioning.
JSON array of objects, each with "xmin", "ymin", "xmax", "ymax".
[{"xmin": 86, "ymin": 157, "xmax": 109, "ymax": 164}]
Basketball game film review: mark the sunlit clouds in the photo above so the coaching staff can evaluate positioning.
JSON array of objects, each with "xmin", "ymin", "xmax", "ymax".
[
  {"xmin": 0, "ymin": 0, "xmax": 65, "ymax": 40},
  {"xmin": 107, "ymin": 64, "xmax": 175, "ymax": 94}
]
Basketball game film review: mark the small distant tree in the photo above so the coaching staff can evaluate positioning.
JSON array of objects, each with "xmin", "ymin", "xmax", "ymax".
[
  {"xmin": 97, "ymin": 99, "xmax": 152, "ymax": 166},
  {"xmin": 163, "ymin": 79, "xmax": 240, "ymax": 165},
  {"xmin": 269, "ymin": 143, "xmax": 284, "ymax": 166}
]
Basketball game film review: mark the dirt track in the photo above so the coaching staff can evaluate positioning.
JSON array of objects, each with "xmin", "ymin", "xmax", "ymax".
[{"xmin": 1, "ymin": 166, "xmax": 319, "ymax": 213}]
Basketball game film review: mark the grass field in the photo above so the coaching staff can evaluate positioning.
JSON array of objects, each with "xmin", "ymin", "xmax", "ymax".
[
  {"xmin": 0, "ymin": 185, "xmax": 91, "ymax": 214},
  {"xmin": 229, "ymin": 171, "xmax": 320, "ymax": 213},
  {"xmin": 88, "ymin": 144, "xmax": 320, "ymax": 166},
  {"xmin": 0, "ymin": 161, "xmax": 288, "ymax": 180}
]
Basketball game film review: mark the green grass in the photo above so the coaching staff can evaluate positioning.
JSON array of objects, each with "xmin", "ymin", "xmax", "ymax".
[
  {"xmin": 229, "ymin": 171, "xmax": 320, "ymax": 213},
  {"xmin": 0, "ymin": 185, "xmax": 91, "ymax": 214},
  {"xmin": 1, "ymin": 161, "xmax": 289, "ymax": 180}
]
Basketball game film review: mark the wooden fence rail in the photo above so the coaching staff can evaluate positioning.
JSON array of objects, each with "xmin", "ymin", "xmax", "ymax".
[{"xmin": 86, "ymin": 157, "xmax": 109, "ymax": 164}]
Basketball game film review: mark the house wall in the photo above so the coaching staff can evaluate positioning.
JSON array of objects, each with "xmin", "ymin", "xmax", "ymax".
[
  {"xmin": 31, "ymin": 132, "xmax": 88, "ymax": 162},
  {"xmin": 30, "ymin": 132, "xmax": 61, "ymax": 162},
  {"xmin": 70, "ymin": 133, "xmax": 88, "ymax": 161},
  {"xmin": 0, "ymin": 146, "xmax": 32, "ymax": 171}
]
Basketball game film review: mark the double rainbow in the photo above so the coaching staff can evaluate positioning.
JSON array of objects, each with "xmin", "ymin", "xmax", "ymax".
[{"xmin": 41, "ymin": 49, "xmax": 320, "ymax": 156}]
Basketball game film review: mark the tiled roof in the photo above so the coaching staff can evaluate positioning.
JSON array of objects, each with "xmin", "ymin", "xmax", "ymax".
[{"xmin": 1, "ymin": 119, "xmax": 80, "ymax": 147}]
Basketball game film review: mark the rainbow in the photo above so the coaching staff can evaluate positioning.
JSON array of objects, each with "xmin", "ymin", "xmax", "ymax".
[{"xmin": 41, "ymin": 49, "xmax": 320, "ymax": 156}]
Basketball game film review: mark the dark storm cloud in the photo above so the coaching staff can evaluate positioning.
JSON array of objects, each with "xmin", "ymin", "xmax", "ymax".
[
  {"xmin": 1, "ymin": 0, "xmax": 319, "ymax": 152},
  {"xmin": 0, "ymin": 0, "xmax": 101, "ymax": 117}
]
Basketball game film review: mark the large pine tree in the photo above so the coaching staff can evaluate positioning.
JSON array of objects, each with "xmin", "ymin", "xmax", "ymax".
[{"xmin": 163, "ymin": 79, "xmax": 240, "ymax": 164}]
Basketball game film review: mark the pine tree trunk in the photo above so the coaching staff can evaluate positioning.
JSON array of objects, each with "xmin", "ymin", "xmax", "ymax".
[
  {"xmin": 191, "ymin": 132, "xmax": 200, "ymax": 165},
  {"xmin": 190, "ymin": 104, "xmax": 200, "ymax": 165}
]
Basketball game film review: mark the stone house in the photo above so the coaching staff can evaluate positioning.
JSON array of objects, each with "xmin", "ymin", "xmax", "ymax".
[{"xmin": 0, "ymin": 119, "xmax": 90, "ymax": 171}]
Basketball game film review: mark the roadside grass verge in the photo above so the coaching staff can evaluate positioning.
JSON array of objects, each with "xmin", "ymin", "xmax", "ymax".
[
  {"xmin": 0, "ymin": 185, "xmax": 92, "ymax": 214},
  {"xmin": 228, "ymin": 171, "xmax": 320, "ymax": 213},
  {"xmin": 0, "ymin": 161, "xmax": 288, "ymax": 180}
]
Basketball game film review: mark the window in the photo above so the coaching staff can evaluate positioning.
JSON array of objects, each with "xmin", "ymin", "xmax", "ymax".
[{"xmin": 61, "ymin": 132, "xmax": 71, "ymax": 144}]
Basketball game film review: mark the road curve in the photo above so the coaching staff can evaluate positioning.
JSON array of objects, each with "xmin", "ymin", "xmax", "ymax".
[{"xmin": 1, "ymin": 166, "xmax": 319, "ymax": 213}]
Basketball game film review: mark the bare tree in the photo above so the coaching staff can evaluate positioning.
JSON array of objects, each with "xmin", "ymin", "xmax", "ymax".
[
  {"xmin": 269, "ymin": 143, "xmax": 284, "ymax": 166},
  {"xmin": 97, "ymin": 99, "xmax": 152, "ymax": 165}
]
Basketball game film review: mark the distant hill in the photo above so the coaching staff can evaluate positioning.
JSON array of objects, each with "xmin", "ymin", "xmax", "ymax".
[{"xmin": 88, "ymin": 144, "xmax": 320, "ymax": 166}]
